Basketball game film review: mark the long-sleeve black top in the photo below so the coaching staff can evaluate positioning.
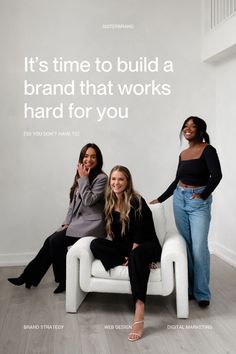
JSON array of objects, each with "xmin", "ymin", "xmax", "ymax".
[
  {"xmin": 158, "ymin": 145, "xmax": 222, "ymax": 202},
  {"xmin": 111, "ymin": 197, "xmax": 161, "ymax": 250}
]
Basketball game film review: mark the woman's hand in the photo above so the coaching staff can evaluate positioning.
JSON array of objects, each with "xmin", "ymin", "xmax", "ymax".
[
  {"xmin": 150, "ymin": 199, "xmax": 160, "ymax": 204},
  {"xmin": 123, "ymin": 257, "xmax": 128, "ymax": 266},
  {"xmin": 77, "ymin": 163, "xmax": 90, "ymax": 177},
  {"xmin": 123, "ymin": 243, "xmax": 140, "ymax": 266},
  {"xmin": 132, "ymin": 243, "xmax": 140, "ymax": 250},
  {"xmin": 62, "ymin": 224, "xmax": 69, "ymax": 230},
  {"xmin": 190, "ymin": 194, "xmax": 202, "ymax": 199},
  {"xmin": 149, "ymin": 262, "xmax": 159, "ymax": 269}
]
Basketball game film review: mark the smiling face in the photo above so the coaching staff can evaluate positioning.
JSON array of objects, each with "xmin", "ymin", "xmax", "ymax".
[
  {"xmin": 182, "ymin": 119, "xmax": 198, "ymax": 142},
  {"xmin": 82, "ymin": 147, "xmax": 97, "ymax": 170},
  {"xmin": 110, "ymin": 170, "xmax": 128, "ymax": 197}
]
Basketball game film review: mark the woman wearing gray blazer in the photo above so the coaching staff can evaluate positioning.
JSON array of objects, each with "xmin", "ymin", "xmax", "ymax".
[{"xmin": 8, "ymin": 143, "xmax": 107, "ymax": 293}]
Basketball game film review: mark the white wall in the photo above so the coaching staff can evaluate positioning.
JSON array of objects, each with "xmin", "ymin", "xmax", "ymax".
[
  {"xmin": 209, "ymin": 53, "xmax": 236, "ymax": 266},
  {"xmin": 0, "ymin": 0, "xmax": 216, "ymax": 265}
]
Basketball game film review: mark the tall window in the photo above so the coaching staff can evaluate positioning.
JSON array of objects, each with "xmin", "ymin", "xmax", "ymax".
[{"xmin": 210, "ymin": 0, "xmax": 236, "ymax": 29}]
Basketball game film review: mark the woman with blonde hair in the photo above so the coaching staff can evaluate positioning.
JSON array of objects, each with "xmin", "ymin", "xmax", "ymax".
[{"xmin": 90, "ymin": 166, "xmax": 162, "ymax": 341}]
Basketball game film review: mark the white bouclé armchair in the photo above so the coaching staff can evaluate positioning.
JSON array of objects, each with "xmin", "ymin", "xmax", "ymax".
[{"xmin": 66, "ymin": 203, "xmax": 189, "ymax": 318}]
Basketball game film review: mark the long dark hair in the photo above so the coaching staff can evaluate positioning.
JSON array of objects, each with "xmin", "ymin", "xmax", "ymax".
[
  {"xmin": 69, "ymin": 143, "xmax": 104, "ymax": 202},
  {"xmin": 180, "ymin": 116, "xmax": 210, "ymax": 143}
]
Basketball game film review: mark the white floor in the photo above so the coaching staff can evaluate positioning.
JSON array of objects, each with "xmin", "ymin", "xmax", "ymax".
[{"xmin": 0, "ymin": 255, "xmax": 236, "ymax": 354}]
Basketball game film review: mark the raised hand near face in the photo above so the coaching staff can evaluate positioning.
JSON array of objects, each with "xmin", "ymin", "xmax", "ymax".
[{"xmin": 77, "ymin": 163, "xmax": 90, "ymax": 177}]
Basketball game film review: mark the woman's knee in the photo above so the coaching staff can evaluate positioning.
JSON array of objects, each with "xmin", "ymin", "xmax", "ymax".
[
  {"xmin": 90, "ymin": 238, "xmax": 111, "ymax": 256},
  {"xmin": 129, "ymin": 245, "xmax": 144, "ymax": 260},
  {"xmin": 130, "ymin": 242, "xmax": 158, "ymax": 262},
  {"xmin": 43, "ymin": 233, "xmax": 56, "ymax": 247},
  {"xmin": 48, "ymin": 230, "xmax": 65, "ymax": 248},
  {"xmin": 90, "ymin": 238, "xmax": 101, "ymax": 253}
]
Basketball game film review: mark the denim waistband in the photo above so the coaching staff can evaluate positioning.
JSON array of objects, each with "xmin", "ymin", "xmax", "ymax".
[{"xmin": 176, "ymin": 184, "xmax": 206, "ymax": 194}]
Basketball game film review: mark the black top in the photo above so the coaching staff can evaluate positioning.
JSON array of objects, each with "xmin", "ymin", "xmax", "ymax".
[
  {"xmin": 158, "ymin": 145, "xmax": 222, "ymax": 202},
  {"xmin": 111, "ymin": 197, "xmax": 161, "ymax": 248}
]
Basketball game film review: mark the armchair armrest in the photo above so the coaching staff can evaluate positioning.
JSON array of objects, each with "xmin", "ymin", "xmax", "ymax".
[
  {"xmin": 161, "ymin": 230, "xmax": 189, "ymax": 318},
  {"xmin": 161, "ymin": 230, "xmax": 187, "ymax": 262},
  {"xmin": 68, "ymin": 236, "xmax": 95, "ymax": 291},
  {"xmin": 68, "ymin": 236, "xmax": 95, "ymax": 262},
  {"xmin": 66, "ymin": 236, "xmax": 95, "ymax": 312}
]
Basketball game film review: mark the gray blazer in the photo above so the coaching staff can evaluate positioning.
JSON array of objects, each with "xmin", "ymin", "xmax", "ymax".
[{"xmin": 61, "ymin": 173, "xmax": 107, "ymax": 238}]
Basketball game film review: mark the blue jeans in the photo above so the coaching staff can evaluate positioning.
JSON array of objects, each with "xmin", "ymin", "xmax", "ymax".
[{"xmin": 173, "ymin": 185, "xmax": 212, "ymax": 301}]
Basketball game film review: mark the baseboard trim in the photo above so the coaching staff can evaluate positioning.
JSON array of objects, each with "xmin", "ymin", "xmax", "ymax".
[
  {"xmin": 0, "ymin": 253, "xmax": 36, "ymax": 267},
  {"xmin": 210, "ymin": 242, "xmax": 236, "ymax": 268}
]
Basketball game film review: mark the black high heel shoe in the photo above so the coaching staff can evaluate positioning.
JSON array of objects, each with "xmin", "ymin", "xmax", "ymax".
[
  {"xmin": 25, "ymin": 282, "xmax": 33, "ymax": 289},
  {"xmin": 8, "ymin": 275, "xmax": 35, "ymax": 289},
  {"xmin": 54, "ymin": 282, "xmax": 65, "ymax": 294},
  {"xmin": 198, "ymin": 300, "xmax": 210, "ymax": 308},
  {"xmin": 8, "ymin": 275, "xmax": 26, "ymax": 286}
]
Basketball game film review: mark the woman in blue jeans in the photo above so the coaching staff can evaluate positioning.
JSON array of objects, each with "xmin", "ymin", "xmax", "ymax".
[{"xmin": 151, "ymin": 116, "xmax": 222, "ymax": 307}]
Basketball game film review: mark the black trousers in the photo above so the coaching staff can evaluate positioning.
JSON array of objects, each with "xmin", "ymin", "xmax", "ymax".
[
  {"xmin": 21, "ymin": 229, "xmax": 79, "ymax": 285},
  {"xmin": 90, "ymin": 239, "xmax": 161, "ymax": 303}
]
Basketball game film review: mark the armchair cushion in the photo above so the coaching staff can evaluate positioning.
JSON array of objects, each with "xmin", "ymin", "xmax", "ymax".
[{"xmin": 91, "ymin": 259, "xmax": 161, "ymax": 282}]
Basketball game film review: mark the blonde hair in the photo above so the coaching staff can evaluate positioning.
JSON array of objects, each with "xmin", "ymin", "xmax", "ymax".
[{"xmin": 105, "ymin": 166, "xmax": 141, "ymax": 237}]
